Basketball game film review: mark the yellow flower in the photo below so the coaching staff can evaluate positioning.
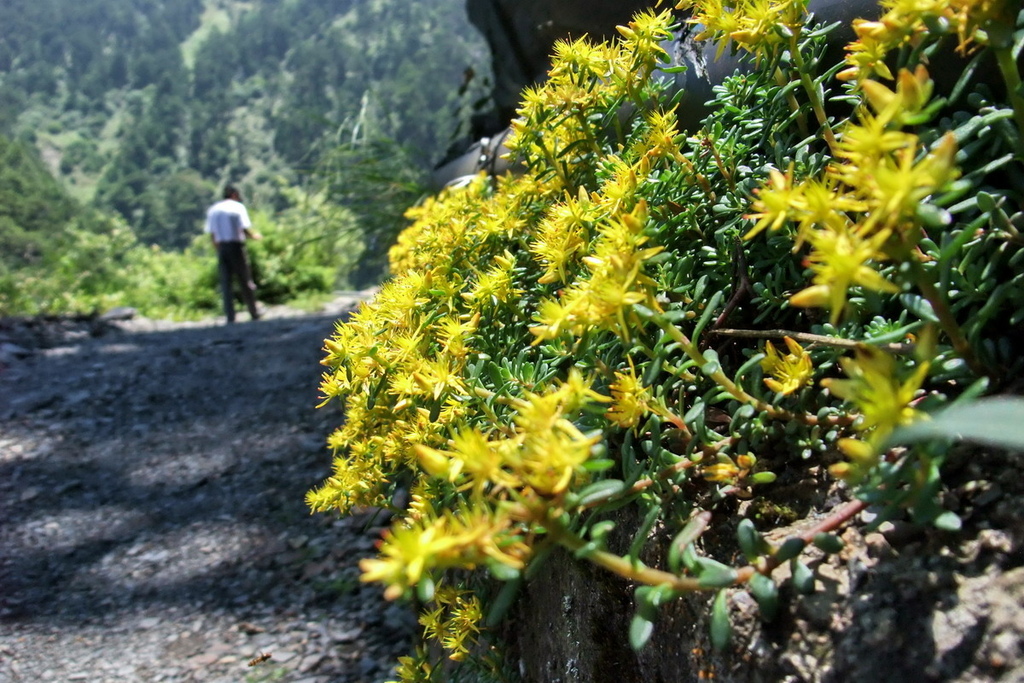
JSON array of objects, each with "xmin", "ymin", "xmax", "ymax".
[
  {"xmin": 703, "ymin": 453, "xmax": 760, "ymax": 484},
  {"xmin": 834, "ymin": 114, "xmax": 917, "ymax": 174},
  {"xmin": 440, "ymin": 592, "xmax": 483, "ymax": 661},
  {"xmin": 823, "ymin": 345, "xmax": 930, "ymax": 480},
  {"xmin": 530, "ymin": 294, "xmax": 589, "ymax": 343},
  {"xmin": 860, "ymin": 132, "xmax": 959, "ymax": 234},
  {"xmin": 305, "ymin": 441, "xmax": 390, "ymax": 515},
  {"xmin": 839, "ymin": 0, "xmax": 1010, "ymax": 84},
  {"xmin": 360, "ymin": 506, "xmax": 525, "ymax": 600},
  {"xmin": 745, "ymin": 166, "xmax": 803, "ymax": 239},
  {"xmin": 677, "ymin": 0, "xmax": 809, "ymax": 59},
  {"xmin": 412, "ymin": 356, "xmax": 469, "ymax": 401},
  {"xmin": 387, "ymin": 646, "xmax": 434, "ymax": 683},
  {"xmin": 606, "ymin": 360, "xmax": 653, "ymax": 428},
  {"xmin": 415, "ymin": 429, "xmax": 522, "ymax": 498},
  {"xmin": 417, "ymin": 586, "xmax": 485, "ymax": 662},
  {"xmin": 633, "ymin": 107, "xmax": 686, "ymax": 164},
  {"xmin": 532, "ymin": 188, "xmax": 598, "ymax": 285},
  {"xmin": 859, "ymin": 65, "xmax": 934, "ymax": 127},
  {"xmin": 549, "ymin": 36, "xmax": 610, "ymax": 84},
  {"xmin": 418, "ymin": 605, "xmax": 445, "ymax": 642},
  {"xmin": 531, "ymin": 200, "xmax": 662, "ymax": 343},
  {"xmin": 760, "ymin": 336, "xmax": 813, "ymax": 394},
  {"xmin": 823, "ymin": 345, "xmax": 929, "ymax": 439},
  {"xmin": 789, "ymin": 225, "xmax": 899, "ymax": 324},
  {"xmin": 360, "ymin": 519, "xmax": 458, "ymax": 600},
  {"xmin": 435, "ymin": 313, "xmax": 479, "ymax": 360},
  {"xmin": 840, "ymin": 23, "xmax": 897, "ymax": 82},
  {"xmin": 466, "ymin": 251, "xmax": 524, "ymax": 303},
  {"xmin": 703, "ymin": 460, "xmax": 741, "ymax": 482},
  {"xmin": 560, "ymin": 368, "xmax": 613, "ymax": 412},
  {"xmin": 598, "ymin": 157, "xmax": 641, "ymax": 215},
  {"xmin": 616, "ymin": 8, "xmax": 673, "ymax": 73},
  {"xmin": 746, "ymin": 169, "xmax": 866, "ymax": 244},
  {"xmin": 513, "ymin": 386, "xmax": 603, "ymax": 496}
]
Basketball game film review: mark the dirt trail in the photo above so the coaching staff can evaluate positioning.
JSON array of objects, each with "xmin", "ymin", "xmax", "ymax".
[{"xmin": 0, "ymin": 294, "xmax": 415, "ymax": 683}]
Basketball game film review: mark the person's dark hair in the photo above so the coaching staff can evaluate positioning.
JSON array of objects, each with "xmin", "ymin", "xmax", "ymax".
[{"xmin": 223, "ymin": 185, "xmax": 240, "ymax": 200}]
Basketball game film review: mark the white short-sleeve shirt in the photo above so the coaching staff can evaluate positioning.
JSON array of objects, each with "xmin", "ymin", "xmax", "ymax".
[{"xmin": 205, "ymin": 198, "xmax": 252, "ymax": 243}]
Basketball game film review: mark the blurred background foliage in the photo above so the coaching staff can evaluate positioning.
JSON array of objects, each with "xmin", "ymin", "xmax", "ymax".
[{"xmin": 0, "ymin": 0, "xmax": 492, "ymax": 317}]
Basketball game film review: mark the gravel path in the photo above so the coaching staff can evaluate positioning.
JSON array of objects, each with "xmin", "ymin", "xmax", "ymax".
[{"xmin": 0, "ymin": 294, "xmax": 416, "ymax": 683}]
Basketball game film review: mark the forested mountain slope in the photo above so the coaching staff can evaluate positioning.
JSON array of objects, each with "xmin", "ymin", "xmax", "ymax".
[{"xmin": 0, "ymin": 0, "xmax": 491, "ymax": 250}]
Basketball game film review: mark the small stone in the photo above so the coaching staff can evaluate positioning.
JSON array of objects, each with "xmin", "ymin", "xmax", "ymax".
[
  {"xmin": 0, "ymin": 342, "xmax": 30, "ymax": 361},
  {"xmin": 358, "ymin": 656, "xmax": 379, "ymax": 676},
  {"xmin": 140, "ymin": 550, "xmax": 170, "ymax": 563},
  {"xmin": 187, "ymin": 652, "xmax": 219, "ymax": 667},
  {"xmin": 299, "ymin": 653, "xmax": 328, "ymax": 673},
  {"xmin": 974, "ymin": 483, "xmax": 1003, "ymax": 507},
  {"xmin": 331, "ymin": 626, "xmax": 363, "ymax": 643},
  {"xmin": 978, "ymin": 529, "xmax": 1013, "ymax": 553},
  {"xmin": 863, "ymin": 532, "xmax": 893, "ymax": 559},
  {"xmin": 238, "ymin": 622, "xmax": 265, "ymax": 635},
  {"xmin": 100, "ymin": 307, "xmax": 137, "ymax": 322}
]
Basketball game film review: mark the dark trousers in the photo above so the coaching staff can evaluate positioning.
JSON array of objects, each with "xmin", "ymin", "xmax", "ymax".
[{"xmin": 216, "ymin": 242, "xmax": 259, "ymax": 322}]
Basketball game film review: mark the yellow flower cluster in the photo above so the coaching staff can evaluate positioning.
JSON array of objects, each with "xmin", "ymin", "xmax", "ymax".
[
  {"xmin": 841, "ymin": 0, "xmax": 1013, "ymax": 83},
  {"xmin": 675, "ymin": 0, "xmax": 810, "ymax": 59},
  {"xmin": 416, "ymin": 371, "xmax": 605, "ymax": 499},
  {"xmin": 388, "ymin": 646, "xmax": 433, "ymax": 683},
  {"xmin": 310, "ymin": 10, "xmax": 685, "ymax": 612},
  {"xmin": 418, "ymin": 585, "xmax": 484, "ymax": 661},
  {"xmin": 524, "ymin": 105, "xmax": 686, "ymax": 342},
  {"xmin": 746, "ymin": 66, "xmax": 958, "ymax": 323},
  {"xmin": 359, "ymin": 503, "xmax": 528, "ymax": 601},
  {"xmin": 307, "ymin": 268, "xmax": 479, "ymax": 515},
  {"xmin": 703, "ymin": 452, "xmax": 758, "ymax": 483},
  {"xmin": 505, "ymin": 9, "xmax": 674, "ymax": 189},
  {"xmin": 824, "ymin": 345, "xmax": 930, "ymax": 480},
  {"xmin": 606, "ymin": 359, "xmax": 654, "ymax": 428},
  {"xmin": 530, "ymin": 198, "xmax": 664, "ymax": 343}
]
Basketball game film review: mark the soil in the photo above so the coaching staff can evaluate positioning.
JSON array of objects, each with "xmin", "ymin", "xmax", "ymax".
[{"xmin": 0, "ymin": 293, "xmax": 417, "ymax": 683}]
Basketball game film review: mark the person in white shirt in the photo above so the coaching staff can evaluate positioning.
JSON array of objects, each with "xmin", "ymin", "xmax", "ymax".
[{"xmin": 205, "ymin": 185, "xmax": 263, "ymax": 323}]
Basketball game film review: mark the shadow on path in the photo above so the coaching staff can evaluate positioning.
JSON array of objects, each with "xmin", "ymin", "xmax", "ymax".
[{"xmin": 0, "ymin": 311, "xmax": 381, "ymax": 625}]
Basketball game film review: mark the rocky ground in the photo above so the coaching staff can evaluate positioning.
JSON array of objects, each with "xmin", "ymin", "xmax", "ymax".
[{"xmin": 0, "ymin": 293, "xmax": 419, "ymax": 683}]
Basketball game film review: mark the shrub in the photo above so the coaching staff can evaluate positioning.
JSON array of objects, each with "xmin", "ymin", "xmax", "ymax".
[
  {"xmin": 0, "ymin": 188, "xmax": 364, "ymax": 319},
  {"xmin": 247, "ymin": 190, "xmax": 364, "ymax": 304},
  {"xmin": 310, "ymin": 3, "xmax": 1024, "ymax": 680}
]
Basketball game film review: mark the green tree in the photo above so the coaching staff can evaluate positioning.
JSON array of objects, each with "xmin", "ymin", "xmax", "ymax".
[
  {"xmin": 316, "ymin": 137, "xmax": 427, "ymax": 286},
  {"xmin": 0, "ymin": 133, "xmax": 77, "ymax": 266}
]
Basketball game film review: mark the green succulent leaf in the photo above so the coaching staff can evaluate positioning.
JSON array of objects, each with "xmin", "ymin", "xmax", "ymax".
[
  {"xmin": 812, "ymin": 533, "xmax": 844, "ymax": 554},
  {"xmin": 710, "ymin": 590, "xmax": 732, "ymax": 653},
  {"xmin": 774, "ymin": 537, "xmax": 807, "ymax": 563},
  {"xmin": 747, "ymin": 572, "xmax": 779, "ymax": 621},
  {"xmin": 737, "ymin": 518, "xmax": 771, "ymax": 561},
  {"xmin": 695, "ymin": 558, "xmax": 740, "ymax": 588},
  {"xmin": 790, "ymin": 559, "xmax": 816, "ymax": 594},
  {"xmin": 630, "ymin": 613, "xmax": 656, "ymax": 650}
]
